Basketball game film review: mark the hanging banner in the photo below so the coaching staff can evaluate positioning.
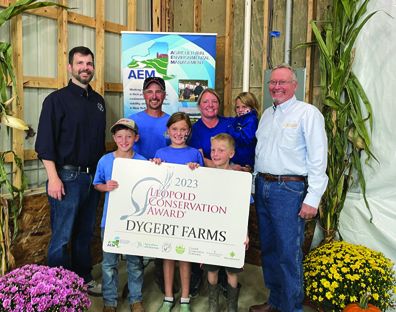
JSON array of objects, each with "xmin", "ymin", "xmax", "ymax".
[
  {"xmin": 103, "ymin": 158, "xmax": 251, "ymax": 268},
  {"xmin": 121, "ymin": 31, "xmax": 217, "ymax": 118}
]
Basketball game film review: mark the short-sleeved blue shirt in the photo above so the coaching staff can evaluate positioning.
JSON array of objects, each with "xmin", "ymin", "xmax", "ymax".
[
  {"xmin": 154, "ymin": 146, "xmax": 204, "ymax": 166},
  {"xmin": 93, "ymin": 152, "xmax": 146, "ymax": 228},
  {"xmin": 128, "ymin": 111, "xmax": 170, "ymax": 159},
  {"xmin": 189, "ymin": 116, "xmax": 233, "ymax": 159}
]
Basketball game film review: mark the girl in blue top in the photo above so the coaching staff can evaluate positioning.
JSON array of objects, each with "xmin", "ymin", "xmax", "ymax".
[
  {"xmin": 153, "ymin": 112, "xmax": 204, "ymax": 312},
  {"xmin": 227, "ymin": 92, "xmax": 259, "ymax": 170}
]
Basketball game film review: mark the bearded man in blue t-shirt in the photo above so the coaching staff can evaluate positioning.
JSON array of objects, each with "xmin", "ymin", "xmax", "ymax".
[{"xmin": 128, "ymin": 77, "xmax": 170, "ymax": 159}]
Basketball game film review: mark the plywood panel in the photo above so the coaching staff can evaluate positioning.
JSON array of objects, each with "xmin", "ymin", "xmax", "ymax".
[
  {"xmin": 172, "ymin": 0, "xmax": 194, "ymax": 32},
  {"xmin": 270, "ymin": 0, "xmax": 286, "ymax": 66},
  {"xmin": 250, "ymin": 0, "xmax": 265, "ymax": 88},
  {"xmin": 201, "ymin": 0, "xmax": 225, "ymax": 35},
  {"xmin": 231, "ymin": 0, "xmax": 244, "ymax": 88},
  {"xmin": 291, "ymin": 0, "xmax": 308, "ymax": 67}
]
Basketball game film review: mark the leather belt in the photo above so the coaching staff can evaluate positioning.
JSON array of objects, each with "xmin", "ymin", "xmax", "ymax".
[
  {"xmin": 259, "ymin": 172, "xmax": 307, "ymax": 182},
  {"xmin": 60, "ymin": 165, "xmax": 94, "ymax": 174}
]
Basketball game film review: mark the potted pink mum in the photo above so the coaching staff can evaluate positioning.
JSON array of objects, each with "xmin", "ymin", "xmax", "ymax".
[{"xmin": 0, "ymin": 264, "xmax": 91, "ymax": 311}]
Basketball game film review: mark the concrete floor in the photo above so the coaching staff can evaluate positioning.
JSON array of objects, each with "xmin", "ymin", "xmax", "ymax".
[{"xmin": 88, "ymin": 260, "xmax": 316, "ymax": 312}]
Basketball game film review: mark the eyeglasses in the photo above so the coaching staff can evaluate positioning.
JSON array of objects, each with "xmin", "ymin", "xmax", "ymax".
[
  {"xmin": 267, "ymin": 80, "xmax": 295, "ymax": 86},
  {"xmin": 143, "ymin": 90, "xmax": 165, "ymax": 96}
]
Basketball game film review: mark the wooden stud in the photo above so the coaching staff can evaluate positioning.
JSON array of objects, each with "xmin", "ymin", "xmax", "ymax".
[
  {"xmin": 95, "ymin": 0, "xmax": 105, "ymax": 96},
  {"xmin": 105, "ymin": 82, "xmax": 123, "ymax": 93},
  {"xmin": 193, "ymin": 0, "xmax": 202, "ymax": 33},
  {"xmin": 10, "ymin": 3, "xmax": 23, "ymax": 188},
  {"xmin": 105, "ymin": 21, "xmax": 128, "ymax": 34},
  {"xmin": 223, "ymin": 0, "xmax": 234, "ymax": 117},
  {"xmin": 161, "ymin": 0, "xmax": 167, "ymax": 31},
  {"xmin": 152, "ymin": 0, "xmax": 161, "ymax": 32},
  {"xmin": 305, "ymin": 0, "xmax": 315, "ymax": 103},
  {"xmin": 57, "ymin": 0, "xmax": 68, "ymax": 88},
  {"xmin": 26, "ymin": 6, "xmax": 58, "ymax": 19},
  {"xmin": 261, "ymin": 0, "xmax": 270, "ymax": 106},
  {"xmin": 127, "ymin": 0, "xmax": 137, "ymax": 31},
  {"xmin": 164, "ymin": 0, "xmax": 173, "ymax": 32},
  {"xmin": 68, "ymin": 12, "xmax": 95, "ymax": 28},
  {"xmin": 23, "ymin": 77, "xmax": 58, "ymax": 89}
]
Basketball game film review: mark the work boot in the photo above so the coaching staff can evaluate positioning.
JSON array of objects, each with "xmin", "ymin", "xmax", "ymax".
[
  {"xmin": 226, "ymin": 284, "xmax": 240, "ymax": 312},
  {"xmin": 103, "ymin": 306, "xmax": 116, "ymax": 312},
  {"xmin": 208, "ymin": 283, "xmax": 220, "ymax": 312},
  {"xmin": 130, "ymin": 301, "xmax": 145, "ymax": 312}
]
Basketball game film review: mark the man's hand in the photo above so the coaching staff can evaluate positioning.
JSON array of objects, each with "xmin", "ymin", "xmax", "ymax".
[
  {"xmin": 298, "ymin": 203, "xmax": 318, "ymax": 220},
  {"xmin": 47, "ymin": 176, "xmax": 65, "ymax": 200},
  {"xmin": 42, "ymin": 160, "xmax": 65, "ymax": 200}
]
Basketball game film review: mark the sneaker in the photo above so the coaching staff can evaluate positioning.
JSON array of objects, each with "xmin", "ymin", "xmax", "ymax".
[
  {"xmin": 179, "ymin": 302, "xmax": 191, "ymax": 312},
  {"xmin": 157, "ymin": 300, "xmax": 175, "ymax": 312},
  {"xmin": 86, "ymin": 279, "xmax": 102, "ymax": 297},
  {"xmin": 189, "ymin": 271, "xmax": 202, "ymax": 298},
  {"xmin": 103, "ymin": 306, "xmax": 116, "ymax": 312},
  {"xmin": 131, "ymin": 301, "xmax": 145, "ymax": 312}
]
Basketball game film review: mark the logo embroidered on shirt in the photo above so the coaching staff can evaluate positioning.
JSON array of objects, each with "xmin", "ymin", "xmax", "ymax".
[
  {"xmin": 97, "ymin": 103, "xmax": 104, "ymax": 112},
  {"xmin": 283, "ymin": 122, "xmax": 298, "ymax": 128}
]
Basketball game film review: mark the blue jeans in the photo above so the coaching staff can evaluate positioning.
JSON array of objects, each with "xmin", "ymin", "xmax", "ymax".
[
  {"xmin": 101, "ymin": 230, "xmax": 144, "ymax": 306},
  {"xmin": 47, "ymin": 168, "xmax": 99, "ymax": 282},
  {"xmin": 255, "ymin": 175, "xmax": 306, "ymax": 312}
]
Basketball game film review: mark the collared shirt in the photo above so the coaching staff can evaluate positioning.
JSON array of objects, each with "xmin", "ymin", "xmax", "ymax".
[
  {"xmin": 35, "ymin": 80, "xmax": 106, "ymax": 167},
  {"xmin": 255, "ymin": 96, "xmax": 328, "ymax": 208}
]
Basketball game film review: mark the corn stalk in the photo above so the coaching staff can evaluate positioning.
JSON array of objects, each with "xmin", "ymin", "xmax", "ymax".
[
  {"xmin": 311, "ymin": 0, "xmax": 377, "ymax": 242},
  {"xmin": 0, "ymin": 0, "xmax": 67, "ymax": 275}
]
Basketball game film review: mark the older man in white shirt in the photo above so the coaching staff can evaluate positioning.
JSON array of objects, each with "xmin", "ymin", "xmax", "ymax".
[{"xmin": 250, "ymin": 64, "xmax": 328, "ymax": 312}]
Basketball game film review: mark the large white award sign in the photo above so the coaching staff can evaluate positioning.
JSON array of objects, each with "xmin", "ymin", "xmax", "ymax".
[{"xmin": 103, "ymin": 158, "xmax": 252, "ymax": 268}]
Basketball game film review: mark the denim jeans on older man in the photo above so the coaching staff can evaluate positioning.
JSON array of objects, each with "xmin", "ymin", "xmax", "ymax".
[
  {"xmin": 47, "ymin": 167, "xmax": 100, "ymax": 282},
  {"xmin": 101, "ymin": 229, "xmax": 144, "ymax": 307},
  {"xmin": 255, "ymin": 174, "xmax": 307, "ymax": 312}
]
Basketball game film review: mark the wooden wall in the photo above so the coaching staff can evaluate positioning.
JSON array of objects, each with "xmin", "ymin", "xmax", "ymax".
[{"xmin": 171, "ymin": 0, "xmax": 331, "ymax": 116}]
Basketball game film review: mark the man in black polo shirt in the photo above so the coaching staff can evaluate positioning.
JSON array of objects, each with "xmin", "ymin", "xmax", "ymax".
[{"xmin": 35, "ymin": 46, "xmax": 105, "ymax": 296}]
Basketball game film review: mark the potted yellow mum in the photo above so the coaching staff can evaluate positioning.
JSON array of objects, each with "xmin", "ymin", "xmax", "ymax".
[{"xmin": 304, "ymin": 241, "xmax": 396, "ymax": 311}]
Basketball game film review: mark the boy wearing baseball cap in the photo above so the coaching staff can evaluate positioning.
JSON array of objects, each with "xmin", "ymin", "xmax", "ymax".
[{"xmin": 93, "ymin": 118, "xmax": 146, "ymax": 312}]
